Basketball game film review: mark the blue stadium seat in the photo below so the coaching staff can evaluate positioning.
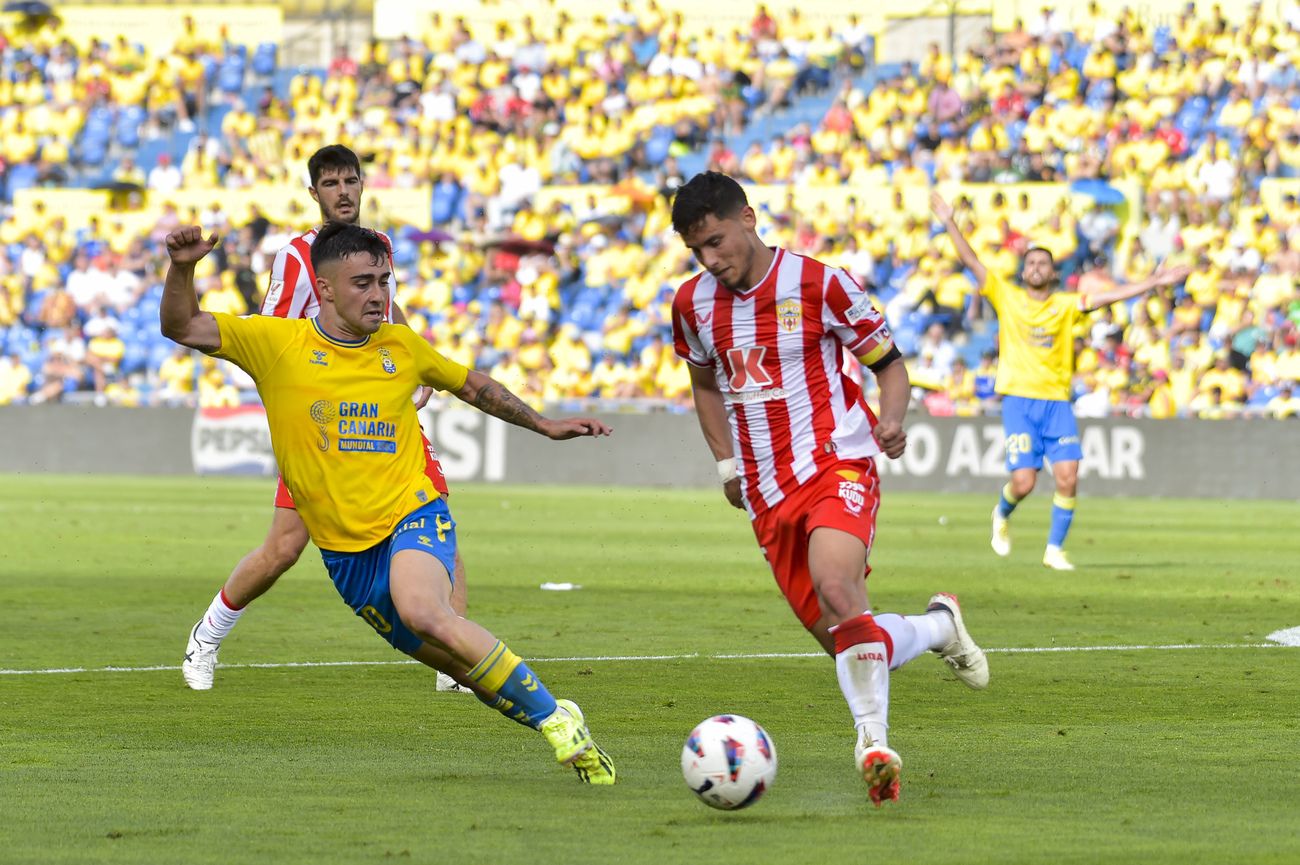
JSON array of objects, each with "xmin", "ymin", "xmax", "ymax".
[
  {"xmin": 252, "ymin": 43, "xmax": 277, "ymax": 77},
  {"xmin": 4, "ymin": 163, "xmax": 40, "ymax": 199},
  {"xmin": 1248, "ymin": 386, "xmax": 1277, "ymax": 407},
  {"xmin": 645, "ymin": 126, "xmax": 674, "ymax": 164},
  {"xmin": 217, "ymin": 62, "xmax": 244, "ymax": 95},
  {"xmin": 116, "ymin": 116, "xmax": 141, "ymax": 148},
  {"xmin": 79, "ymin": 142, "xmax": 108, "ymax": 166},
  {"xmin": 1153, "ymin": 26, "xmax": 1174, "ymax": 56},
  {"xmin": 121, "ymin": 343, "xmax": 149, "ymax": 375},
  {"xmin": 148, "ymin": 343, "xmax": 175, "ymax": 371},
  {"xmin": 391, "ymin": 237, "xmax": 417, "ymax": 267}
]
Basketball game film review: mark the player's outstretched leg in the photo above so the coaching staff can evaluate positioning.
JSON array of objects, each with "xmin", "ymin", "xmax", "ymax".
[
  {"xmin": 183, "ymin": 507, "xmax": 308, "ymax": 690},
  {"xmin": 391, "ymin": 550, "xmax": 615, "ymax": 784}
]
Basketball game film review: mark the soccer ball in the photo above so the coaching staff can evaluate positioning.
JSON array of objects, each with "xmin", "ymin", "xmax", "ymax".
[{"xmin": 681, "ymin": 715, "xmax": 777, "ymax": 810}]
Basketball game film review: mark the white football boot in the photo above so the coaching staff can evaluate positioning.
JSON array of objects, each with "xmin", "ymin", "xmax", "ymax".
[
  {"xmin": 182, "ymin": 622, "xmax": 219, "ymax": 690},
  {"xmin": 990, "ymin": 506, "xmax": 1011, "ymax": 557},
  {"xmin": 436, "ymin": 672, "xmax": 472, "ymax": 693},
  {"xmin": 926, "ymin": 593, "xmax": 989, "ymax": 689},
  {"xmin": 1042, "ymin": 545, "xmax": 1076, "ymax": 571}
]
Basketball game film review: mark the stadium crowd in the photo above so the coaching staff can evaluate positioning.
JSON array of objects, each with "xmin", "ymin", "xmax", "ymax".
[{"xmin": 0, "ymin": 1, "xmax": 1297, "ymax": 419}]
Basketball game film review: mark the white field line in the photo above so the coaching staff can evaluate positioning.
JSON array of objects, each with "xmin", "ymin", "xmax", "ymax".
[{"xmin": 0, "ymin": 641, "xmax": 1295, "ymax": 677}]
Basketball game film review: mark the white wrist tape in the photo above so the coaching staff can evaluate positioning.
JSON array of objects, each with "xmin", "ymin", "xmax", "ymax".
[{"xmin": 716, "ymin": 458, "xmax": 738, "ymax": 483}]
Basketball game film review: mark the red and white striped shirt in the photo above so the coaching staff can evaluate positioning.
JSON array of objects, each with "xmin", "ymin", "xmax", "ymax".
[
  {"xmin": 259, "ymin": 226, "xmax": 397, "ymax": 320},
  {"xmin": 671, "ymin": 248, "xmax": 897, "ymax": 518}
]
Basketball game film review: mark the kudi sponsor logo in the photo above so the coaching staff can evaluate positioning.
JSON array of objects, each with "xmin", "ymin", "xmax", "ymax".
[{"xmin": 838, "ymin": 480, "xmax": 866, "ymax": 515}]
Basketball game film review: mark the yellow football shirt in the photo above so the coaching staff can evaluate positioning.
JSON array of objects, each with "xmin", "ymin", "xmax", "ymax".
[
  {"xmin": 982, "ymin": 272, "xmax": 1085, "ymax": 401},
  {"xmin": 211, "ymin": 314, "xmax": 469, "ymax": 552}
]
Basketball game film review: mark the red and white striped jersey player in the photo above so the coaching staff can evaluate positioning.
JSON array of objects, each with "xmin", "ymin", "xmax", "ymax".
[
  {"xmin": 181, "ymin": 144, "xmax": 469, "ymax": 693},
  {"xmin": 669, "ymin": 172, "xmax": 990, "ymax": 807}
]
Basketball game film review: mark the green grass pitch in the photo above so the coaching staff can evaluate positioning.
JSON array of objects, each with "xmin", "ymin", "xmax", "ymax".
[{"xmin": 2, "ymin": 474, "xmax": 1298, "ymax": 864}]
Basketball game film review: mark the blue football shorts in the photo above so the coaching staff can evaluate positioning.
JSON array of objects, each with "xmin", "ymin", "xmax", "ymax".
[
  {"xmin": 1000, "ymin": 395, "xmax": 1083, "ymax": 472},
  {"xmin": 318, "ymin": 498, "xmax": 458, "ymax": 653}
]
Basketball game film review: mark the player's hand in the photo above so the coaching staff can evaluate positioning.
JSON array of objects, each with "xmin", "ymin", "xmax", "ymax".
[
  {"xmin": 413, "ymin": 386, "xmax": 434, "ymax": 410},
  {"xmin": 723, "ymin": 477, "xmax": 744, "ymax": 509},
  {"xmin": 539, "ymin": 417, "xmax": 613, "ymax": 440},
  {"xmin": 1155, "ymin": 264, "xmax": 1192, "ymax": 286},
  {"xmin": 929, "ymin": 191, "xmax": 954, "ymax": 224},
  {"xmin": 165, "ymin": 226, "xmax": 220, "ymax": 265},
  {"xmin": 874, "ymin": 419, "xmax": 907, "ymax": 459}
]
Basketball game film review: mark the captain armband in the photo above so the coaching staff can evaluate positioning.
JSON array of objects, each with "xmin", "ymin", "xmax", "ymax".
[{"xmin": 865, "ymin": 345, "xmax": 902, "ymax": 374}]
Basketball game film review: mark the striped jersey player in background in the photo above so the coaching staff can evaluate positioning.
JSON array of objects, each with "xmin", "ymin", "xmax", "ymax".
[
  {"xmin": 182, "ymin": 145, "xmax": 470, "ymax": 692},
  {"xmin": 670, "ymin": 172, "xmax": 989, "ymax": 807}
]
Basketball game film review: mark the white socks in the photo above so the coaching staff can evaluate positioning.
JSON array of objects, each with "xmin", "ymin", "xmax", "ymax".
[
  {"xmin": 832, "ymin": 607, "xmax": 962, "ymax": 748},
  {"xmin": 875, "ymin": 611, "xmax": 958, "ymax": 670},
  {"xmin": 831, "ymin": 612, "xmax": 892, "ymax": 746},
  {"xmin": 194, "ymin": 590, "xmax": 244, "ymax": 645}
]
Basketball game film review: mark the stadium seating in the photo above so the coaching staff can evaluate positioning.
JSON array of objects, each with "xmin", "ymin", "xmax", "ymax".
[{"xmin": 0, "ymin": 1, "xmax": 1296, "ymax": 417}]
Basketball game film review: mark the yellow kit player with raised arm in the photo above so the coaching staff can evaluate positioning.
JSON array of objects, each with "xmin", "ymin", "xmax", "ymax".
[
  {"xmin": 160, "ymin": 222, "xmax": 615, "ymax": 784},
  {"xmin": 932, "ymin": 192, "xmax": 1188, "ymax": 570}
]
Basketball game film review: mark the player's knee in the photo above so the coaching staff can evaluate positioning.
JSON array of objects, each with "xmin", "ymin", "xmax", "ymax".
[
  {"xmin": 398, "ymin": 606, "xmax": 456, "ymax": 645},
  {"xmin": 266, "ymin": 535, "xmax": 306, "ymax": 575},
  {"xmin": 1011, "ymin": 475, "xmax": 1037, "ymax": 498},
  {"xmin": 814, "ymin": 580, "xmax": 862, "ymax": 622}
]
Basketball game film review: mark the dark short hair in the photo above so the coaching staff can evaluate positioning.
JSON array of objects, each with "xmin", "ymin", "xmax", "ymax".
[
  {"xmin": 1023, "ymin": 246, "xmax": 1056, "ymax": 267},
  {"xmin": 671, "ymin": 171, "xmax": 748, "ymax": 235},
  {"xmin": 308, "ymin": 144, "xmax": 362, "ymax": 187},
  {"xmin": 311, "ymin": 222, "xmax": 388, "ymax": 272}
]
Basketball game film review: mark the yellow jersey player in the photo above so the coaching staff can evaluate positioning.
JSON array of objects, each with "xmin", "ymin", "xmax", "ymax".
[
  {"xmin": 932, "ymin": 192, "xmax": 1188, "ymax": 569},
  {"xmin": 179, "ymin": 144, "xmax": 471, "ymax": 695},
  {"xmin": 160, "ymin": 222, "xmax": 615, "ymax": 784}
]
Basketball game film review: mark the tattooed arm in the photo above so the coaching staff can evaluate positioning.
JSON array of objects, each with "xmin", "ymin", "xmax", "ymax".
[{"xmin": 453, "ymin": 369, "xmax": 613, "ymax": 440}]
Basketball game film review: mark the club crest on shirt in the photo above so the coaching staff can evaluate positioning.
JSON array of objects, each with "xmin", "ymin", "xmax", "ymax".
[
  {"xmin": 377, "ymin": 347, "xmax": 397, "ymax": 374},
  {"xmin": 777, "ymin": 298, "xmax": 802, "ymax": 333}
]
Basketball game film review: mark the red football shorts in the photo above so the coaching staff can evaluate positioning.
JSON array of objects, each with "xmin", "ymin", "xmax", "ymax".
[
  {"xmin": 750, "ymin": 458, "xmax": 881, "ymax": 630},
  {"xmin": 272, "ymin": 431, "xmax": 450, "ymax": 508}
]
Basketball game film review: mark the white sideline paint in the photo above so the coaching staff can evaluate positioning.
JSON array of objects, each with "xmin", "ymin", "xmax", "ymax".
[
  {"xmin": 1266, "ymin": 626, "xmax": 1300, "ymax": 647},
  {"xmin": 0, "ymin": 641, "xmax": 1295, "ymax": 677}
]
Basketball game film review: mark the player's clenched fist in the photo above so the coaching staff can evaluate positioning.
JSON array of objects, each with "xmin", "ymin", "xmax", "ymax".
[
  {"xmin": 166, "ymin": 227, "xmax": 221, "ymax": 265},
  {"xmin": 873, "ymin": 419, "xmax": 907, "ymax": 459}
]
